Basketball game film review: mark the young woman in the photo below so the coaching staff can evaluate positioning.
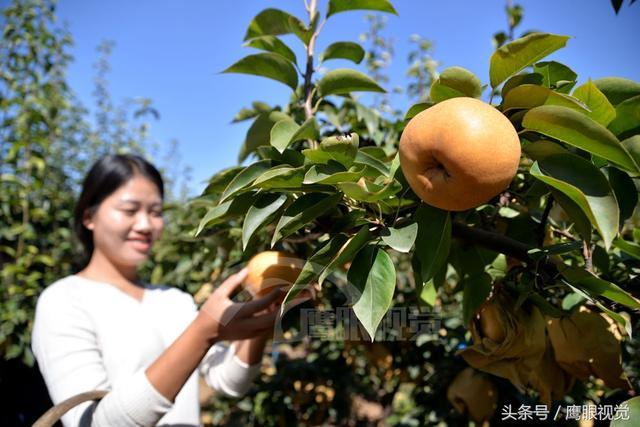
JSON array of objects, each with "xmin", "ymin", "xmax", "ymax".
[{"xmin": 32, "ymin": 154, "xmax": 283, "ymax": 426}]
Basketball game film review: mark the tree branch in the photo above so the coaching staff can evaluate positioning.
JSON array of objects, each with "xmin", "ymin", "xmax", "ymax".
[
  {"xmin": 303, "ymin": 0, "xmax": 318, "ymax": 120},
  {"xmin": 452, "ymin": 221, "xmax": 534, "ymax": 262}
]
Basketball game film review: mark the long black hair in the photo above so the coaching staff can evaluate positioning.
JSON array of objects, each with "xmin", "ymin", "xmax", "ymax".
[{"xmin": 73, "ymin": 154, "xmax": 164, "ymax": 267}]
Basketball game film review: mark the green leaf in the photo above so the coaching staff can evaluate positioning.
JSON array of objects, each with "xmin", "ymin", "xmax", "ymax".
[
  {"xmin": 614, "ymin": 238, "xmax": 640, "ymax": 260},
  {"xmin": 611, "ymin": 397, "xmax": 640, "ymax": 426},
  {"xmin": 242, "ymin": 193, "xmax": 288, "ymax": 250},
  {"xmin": 354, "ymin": 150, "xmax": 389, "ymax": 177},
  {"xmin": 531, "ymin": 154, "xmax": 619, "ymax": 249},
  {"xmin": 522, "ymin": 105, "xmax": 639, "ymax": 173},
  {"xmin": 290, "ymin": 117, "xmax": 320, "ymax": 143},
  {"xmin": 413, "ymin": 204, "xmax": 451, "ymax": 282},
  {"xmin": 605, "ymin": 167, "xmax": 638, "ymax": 223},
  {"xmin": 271, "ymin": 193, "xmax": 342, "ymax": 246},
  {"xmin": 303, "ymin": 162, "xmax": 366, "ymax": 184},
  {"xmin": 419, "ymin": 278, "xmax": 438, "ymax": 307},
  {"xmin": 404, "ymin": 102, "xmax": 431, "ymax": 120},
  {"xmin": 462, "ymin": 272, "xmax": 493, "ymax": 325},
  {"xmin": 430, "ymin": 66, "xmax": 482, "ymax": 102},
  {"xmin": 245, "ymin": 36, "xmax": 297, "ymax": 63},
  {"xmin": 389, "ymin": 152, "xmax": 401, "ymax": 179},
  {"xmin": 561, "ymin": 292, "xmax": 586, "ymax": 311},
  {"xmin": 381, "ymin": 222, "xmax": 418, "ymax": 253},
  {"xmin": 550, "ymin": 189, "xmax": 592, "ymax": 244},
  {"xmin": 355, "ymin": 102, "xmax": 381, "ymax": 139},
  {"xmin": 608, "ymin": 94, "xmax": 640, "ymax": 138},
  {"xmin": 502, "ymin": 84, "xmax": 589, "ymax": 113},
  {"xmin": 281, "ymin": 235, "xmax": 349, "ymax": 309},
  {"xmin": 347, "ymin": 246, "xmax": 396, "ymax": 341},
  {"xmin": 501, "ymin": 72, "xmax": 544, "ymax": 97},
  {"xmin": 359, "ymin": 146, "xmax": 387, "ymax": 160},
  {"xmin": 327, "ymin": 0, "xmax": 398, "ymax": 17},
  {"xmin": 558, "ymin": 264, "xmax": 640, "ymax": 309},
  {"xmin": 221, "ymin": 160, "xmax": 272, "ymax": 202},
  {"xmin": 302, "ymin": 134, "xmax": 359, "ymax": 168},
  {"xmin": 195, "ymin": 192, "xmax": 255, "ymax": 236},
  {"xmin": 594, "ymin": 301, "xmax": 632, "ymax": 338},
  {"xmin": 572, "ymin": 80, "xmax": 616, "ymax": 127},
  {"xmin": 203, "ymin": 166, "xmax": 244, "ymax": 195},
  {"xmin": 489, "ymin": 32, "xmax": 570, "ymax": 88},
  {"xmin": 223, "ymin": 53, "xmax": 298, "ymax": 90},
  {"xmin": 621, "ymin": 135, "xmax": 640, "ymax": 167},
  {"xmin": 320, "ymin": 41, "xmax": 365, "ymax": 64},
  {"xmin": 243, "ymin": 8, "xmax": 308, "ymax": 44},
  {"xmin": 428, "ymin": 85, "xmax": 465, "ymax": 103},
  {"xmin": 319, "ymin": 225, "xmax": 372, "ymax": 286},
  {"xmin": 252, "ymin": 165, "xmax": 305, "ymax": 189},
  {"xmin": 338, "ymin": 178, "xmax": 401, "ymax": 202},
  {"xmin": 232, "ymin": 101, "xmax": 272, "ymax": 123},
  {"xmin": 239, "ymin": 111, "xmax": 290, "ymax": 162},
  {"xmin": 522, "ymin": 140, "xmax": 570, "ymax": 162},
  {"xmin": 270, "ymin": 118, "xmax": 300, "ymax": 152},
  {"xmin": 593, "ymin": 77, "xmax": 640, "ymax": 106},
  {"xmin": 533, "ymin": 61, "xmax": 577, "ymax": 93},
  {"xmin": 317, "ymin": 69, "xmax": 385, "ymax": 97},
  {"xmin": 256, "ymin": 146, "xmax": 305, "ymax": 167}
]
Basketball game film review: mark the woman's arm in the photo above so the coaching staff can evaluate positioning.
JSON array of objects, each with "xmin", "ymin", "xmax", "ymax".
[
  {"xmin": 233, "ymin": 335, "xmax": 270, "ymax": 365},
  {"xmin": 145, "ymin": 269, "xmax": 281, "ymax": 402}
]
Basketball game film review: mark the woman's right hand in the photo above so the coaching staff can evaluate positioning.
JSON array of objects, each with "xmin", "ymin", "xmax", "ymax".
[{"xmin": 196, "ymin": 268, "xmax": 284, "ymax": 343}]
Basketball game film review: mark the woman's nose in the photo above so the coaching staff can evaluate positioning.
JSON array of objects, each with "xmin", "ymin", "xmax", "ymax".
[{"xmin": 133, "ymin": 212, "xmax": 152, "ymax": 231}]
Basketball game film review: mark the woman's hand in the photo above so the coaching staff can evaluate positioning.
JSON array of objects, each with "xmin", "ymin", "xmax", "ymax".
[{"xmin": 196, "ymin": 268, "xmax": 284, "ymax": 343}]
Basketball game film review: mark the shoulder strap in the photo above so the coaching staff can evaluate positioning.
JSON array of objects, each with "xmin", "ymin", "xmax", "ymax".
[{"xmin": 32, "ymin": 390, "xmax": 109, "ymax": 427}]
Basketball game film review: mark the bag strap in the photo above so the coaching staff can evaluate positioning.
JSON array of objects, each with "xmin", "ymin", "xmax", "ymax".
[{"xmin": 32, "ymin": 390, "xmax": 109, "ymax": 427}]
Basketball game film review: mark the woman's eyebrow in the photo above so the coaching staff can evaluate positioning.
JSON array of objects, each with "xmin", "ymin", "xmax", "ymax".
[{"xmin": 118, "ymin": 199, "xmax": 162, "ymax": 207}]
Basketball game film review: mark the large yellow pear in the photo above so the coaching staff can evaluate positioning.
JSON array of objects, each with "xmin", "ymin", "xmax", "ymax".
[
  {"xmin": 399, "ymin": 97, "xmax": 521, "ymax": 211},
  {"xmin": 245, "ymin": 251, "xmax": 304, "ymax": 296}
]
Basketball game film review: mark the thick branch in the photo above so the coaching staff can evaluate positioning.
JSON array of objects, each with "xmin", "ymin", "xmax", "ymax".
[
  {"xmin": 452, "ymin": 221, "xmax": 535, "ymax": 263},
  {"xmin": 451, "ymin": 222, "xmax": 569, "ymax": 281}
]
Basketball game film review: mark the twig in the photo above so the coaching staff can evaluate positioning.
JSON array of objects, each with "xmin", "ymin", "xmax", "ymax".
[
  {"xmin": 302, "ymin": 0, "xmax": 321, "ymax": 149},
  {"xmin": 583, "ymin": 242, "xmax": 593, "ymax": 273},
  {"xmin": 552, "ymin": 228, "xmax": 577, "ymax": 241},
  {"xmin": 537, "ymin": 194, "xmax": 553, "ymax": 246}
]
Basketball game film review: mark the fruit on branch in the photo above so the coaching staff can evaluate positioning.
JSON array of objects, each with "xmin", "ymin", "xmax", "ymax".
[
  {"xmin": 399, "ymin": 97, "xmax": 521, "ymax": 211},
  {"xmin": 478, "ymin": 302, "xmax": 507, "ymax": 343},
  {"xmin": 459, "ymin": 293, "xmax": 546, "ymax": 394},
  {"xmin": 245, "ymin": 251, "xmax": 305, "ymax": 296},
  {"xmin": 545, "ymin": 307, "xmax": 631, "ymax": 390},
  {"xmin": 447, "ymin": 367, "xmax": 498, "ymax": 423}
]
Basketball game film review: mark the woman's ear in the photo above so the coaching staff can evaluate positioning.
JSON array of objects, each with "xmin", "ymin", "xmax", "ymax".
[{"xmin": 82, "ymin": 209, "xmax": 95, "ymax": 231}]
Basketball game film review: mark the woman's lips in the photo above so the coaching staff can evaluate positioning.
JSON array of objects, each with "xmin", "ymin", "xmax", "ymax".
[{"xmin": 128, "ymin": 239, "xmax": 151, "ymax": 252}]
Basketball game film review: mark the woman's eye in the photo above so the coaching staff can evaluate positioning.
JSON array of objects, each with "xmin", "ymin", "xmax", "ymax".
[
  {"xmin": 122, "ymin": 209, "xmax": 137, "ymax": 215},
  {"xmin": 151, "ymin": 210, "xmax": 163, "ymax": 217}
]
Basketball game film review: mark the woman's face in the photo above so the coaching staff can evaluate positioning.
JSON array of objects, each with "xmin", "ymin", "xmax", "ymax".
[{"xmin": 84, "ymin": 174, "xmax": 164, "ymax": 269}]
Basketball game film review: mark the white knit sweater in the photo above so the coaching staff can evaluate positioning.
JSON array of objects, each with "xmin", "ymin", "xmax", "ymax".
[{"xmin": 31, "ymin": 275, "xmax": 261, "ymax": 426}]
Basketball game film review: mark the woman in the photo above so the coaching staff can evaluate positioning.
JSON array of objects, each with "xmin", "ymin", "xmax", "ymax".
[{"xmin": 32, "ymin": 154, "xmax": 283, "ymax": 426}]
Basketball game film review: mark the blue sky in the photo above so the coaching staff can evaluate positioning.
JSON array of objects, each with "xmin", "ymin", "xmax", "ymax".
[{"xmin": 53, "ymin": 0, "xmax": 640, "ymax": 196}]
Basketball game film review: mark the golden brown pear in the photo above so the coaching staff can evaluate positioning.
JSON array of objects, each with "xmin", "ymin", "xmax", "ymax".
[
  {"xmin": 399, "ymin": 97, "xmax": 521, "ymax": 211},
  {"xmin": 245, "ymin": 251, "xmax": 304, "ymax": 296}
]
